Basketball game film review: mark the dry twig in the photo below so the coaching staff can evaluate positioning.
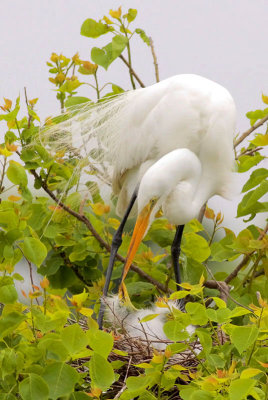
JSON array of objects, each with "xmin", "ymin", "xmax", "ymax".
[
  {"xmin": 234, "ymin": 114, "xmax": 268, "ymax": 148},
  {"xmin": 149, "ymin": 37, "xmax": 160, "ymax": 83},
  {"xmin": 119, "ymin": 55, "xmax": 145, "ymax": 88}
]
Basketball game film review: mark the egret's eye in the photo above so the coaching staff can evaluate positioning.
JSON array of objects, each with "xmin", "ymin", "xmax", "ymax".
[{"xmin": 150, "ymin": 197, "xmax": 158, "ymax": 207}]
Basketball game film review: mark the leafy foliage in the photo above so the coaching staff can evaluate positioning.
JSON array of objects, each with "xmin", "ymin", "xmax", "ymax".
[{"xmin": 0, "ymin": 5, "xmax": 267, "ymax": 400}]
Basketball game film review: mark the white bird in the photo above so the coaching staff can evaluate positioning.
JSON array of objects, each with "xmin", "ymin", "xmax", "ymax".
[
  {"xmin": 42, "ymin": 74, "xmax": 236, "ymax": 327},
  {"xmin": 104, "ymin": 295, "xmax": 197, "ymax": 351}
]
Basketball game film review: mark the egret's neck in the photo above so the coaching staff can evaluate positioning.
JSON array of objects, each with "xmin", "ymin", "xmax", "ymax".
[{"xmin": 138, "ymin": 149, "xmax": 211, "ymax": 226}]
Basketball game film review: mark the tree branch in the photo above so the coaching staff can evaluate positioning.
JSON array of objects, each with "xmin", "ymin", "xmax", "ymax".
[
  {"xmin": 234, "ymin": 114, "xmax": 268, "ymax": 148},
  {"xmin": 30, "ymin": 169, "xmax": 167, "ymax": 293},
  {"xmin": 119, "ymin": 55, "xmax": 145, "ymax": 88},
  {"xmin": 204, "ymin": 280, "xmax": 230, "ymax": 303},
  {"xmin": 149, "ymin": 38, "xmax": 159, "ymax": 83}
]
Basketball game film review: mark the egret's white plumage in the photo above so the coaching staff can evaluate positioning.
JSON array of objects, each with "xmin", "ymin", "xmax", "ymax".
[
  {"xmin": 42, "ymin": 74, "xmax": 236, "ymax": 336},
  {"xmin": 41, "ymin": 74, "xmax": 236, "ymax": 224},
  {"xmin": 104, "ymin": 295, "xmax": 196, "ymax": 351}
]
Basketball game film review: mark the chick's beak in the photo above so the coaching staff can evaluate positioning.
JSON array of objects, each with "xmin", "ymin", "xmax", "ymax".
[{"xmin": 119, "ymin": 201, "xmax": 154, "ymax": 302}]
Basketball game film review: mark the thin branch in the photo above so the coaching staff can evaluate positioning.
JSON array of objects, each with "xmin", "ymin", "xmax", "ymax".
[
  {"xmin": 24, "ymin": 87, "xmax": 32, "ymax": 129},
  {"xmin": 234, "ymin": 114, "xmax": 268, "ymax": 148},
  {"xmin": 236, "ymin": 146, "xmax": 263, "ymax": 160},
  {"xmin": 149, "ymin": 38, "xmax": 159, "ymax": 83},
  {"xmin": 119, "ymin": 55, "xmax": 145, "ymax": 88},
  {"xmin": 0, "ymin": 157, "xmax": 7, "ymax": 194},
  {"xmin": 225, "ymin": 222, "xmax": 268, "ymax": 284},
  {"xmin": 204, "ymin": 272, "xmax": 254, "ymax": 313},
  {"xmin": 29, "ymin": 169, "xmax": 167, "ymax": 293},
  {"xmin": 204, "ymin": 280, "xmax": 229, "ymax": 303}
]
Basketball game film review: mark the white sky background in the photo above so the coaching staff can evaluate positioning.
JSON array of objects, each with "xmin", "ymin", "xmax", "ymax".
[
  {"xmin": 1, "ymin": 0, "xmax": 267, "ymax": 297},
  {"xmin": 1, "ymin": 0, "xmax": 267, "ymax": 229}
]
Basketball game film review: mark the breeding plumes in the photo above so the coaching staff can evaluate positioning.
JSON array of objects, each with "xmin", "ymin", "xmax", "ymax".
[{"xmin": 41, "ymin": 74, "xmax": 236, "ymax": 330}]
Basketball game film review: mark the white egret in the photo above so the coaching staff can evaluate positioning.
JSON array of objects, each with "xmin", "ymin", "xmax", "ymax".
[{"xmin": 42, "ymin": 74, "xmax": 236, "ymax": 329}]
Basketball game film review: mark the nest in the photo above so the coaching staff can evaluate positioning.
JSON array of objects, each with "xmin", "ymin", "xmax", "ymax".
[{"xmin": 71, "ymin": 303, "xmax": 201, "ymax": 399}]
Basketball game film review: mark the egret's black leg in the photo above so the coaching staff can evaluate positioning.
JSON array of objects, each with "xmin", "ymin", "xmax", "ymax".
[
  {"xmin": 98, "ymin": 188, "xmax": 138, "ymax": 329},
  {"xmin": 171, "ymin": 225, "xmax": 185, "ymax": 291}
]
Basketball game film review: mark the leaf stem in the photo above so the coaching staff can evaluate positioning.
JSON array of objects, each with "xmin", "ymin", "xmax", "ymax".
[
  {"xmin": 0, "ymin": 156, "xmax": 7, "ymax": 194},
  {"xmin": 94, "ymin": 72, "xmax": 100, "ymax": 101}
]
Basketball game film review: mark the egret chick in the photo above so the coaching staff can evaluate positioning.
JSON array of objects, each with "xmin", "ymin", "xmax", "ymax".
[{"xmin": 104, "ymin": 295, "xmax": 196, "ymax": 351}]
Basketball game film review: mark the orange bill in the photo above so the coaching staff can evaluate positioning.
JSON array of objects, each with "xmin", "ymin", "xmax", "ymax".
[{"xmin": 118, "ymin": 202, "xmax": 154, "ymax": 302}]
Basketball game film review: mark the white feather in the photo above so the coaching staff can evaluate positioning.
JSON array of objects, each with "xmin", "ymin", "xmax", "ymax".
[{"xmin": 104, "ymin": 295, "xmax": 196, "ymax": 351}]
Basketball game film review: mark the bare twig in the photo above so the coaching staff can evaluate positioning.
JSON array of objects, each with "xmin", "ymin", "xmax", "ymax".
[
  {"xmin": 234, "ymin": 114, "xmax": 268, "ymax": 148},
  {"xmin": 236, "ymin": 146, "xmax": 263, "ymax": 160},
  {"xmin": 119, "ymin": 55, "xmax": 145, "ymax": 88},
  {"xmin": 149, "ymin": 38, "xmax": 159, "ymax": 83},
  {"xmin": 204, "ymin": 280, "xmax": 230, "ymax": 303},
  {"xmin": 29, "ymin": 169, "xmax": 167, "ymax": 293},
  {"xmin": 24, "ymin": 87, "xmax": 32, "ymax": 129},
  {"xmin": 0, "ymin": 157, "xmax": 7, "ymax": 194},
  {"xmin": 204, "ymin": 273, "xmax": 254, "ymax": 313},
  {"xmin": 114, "ymin": 356, "xmax": 132, "ymax": 399}
]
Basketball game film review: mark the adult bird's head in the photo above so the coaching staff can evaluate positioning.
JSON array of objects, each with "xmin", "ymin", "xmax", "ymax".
[{"xmin": 118, "ymin": 148, "xmax": 203, "ymax": 302}]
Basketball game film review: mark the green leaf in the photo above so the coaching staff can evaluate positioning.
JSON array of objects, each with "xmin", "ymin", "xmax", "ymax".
[
  {"xmin": 229, "ymin": 378, "xmax": 256, "ymax": 400},
  {"xmin": 229, "ymin": 307, "xmax": 252, "ymax": 318},
  {"xmin": 61, "ymin": 324, "xmax": 89, "ymax": 355},
  {"xmin": 196, "ymin": 328, "xmax": 212, "ymax": 356},
  {"xmin": 135, "ymin": 28, "xmax": 150, "ymax": 45},
  {"xmin": 42, "ymin": 362, "xmax": 79, "ymax": 400},
  {"xmin": 0, "ymin": 284, "xmax": 18, "ymax": 304},
  {"xmin": 139, "ymin": 313, "xmax": 159, "ymax": 323},
  {"xmin": 6, "ymin": 161, "xmax": 28, "ymax": 187},
  {"xmin": 182, "ymin": 233, "xmax": 210, "ymax": 262},
  {"xmin": 126, "ymin": 375, "xmax": 152, "ymax": 391},
  {"xmin": 230, "ymin": 325, "xmax": 259, "ymax": 354},
  {"xmin": 0, "ymin": 98, "xmax": 20, "ymax": 121},
  {"xmin": 163, "ymin": 320, "xmax": 189, "ymax": 341},
  {"xmin": 210, "ymin": 242, "xmax": 238, "ymax": 262},
  {"xmin": 65, "ymin": 96, "xmax": 90, "ymax": 108},
  {"xmin": 87, "ymin": 329, "xmax": 114, "ymax": 359},
  {"xmin": 91, "ymin": 35, "xmax": 128, "ymax": 70},
  {"xmin": 89, "ymin": 353, "xmax": 115, "ymax": 391},
  {"xmin": 237, "ymin": 154, "xmax": 264, "ymax": 172},
  {"xmin": 185, "ymin": 302, "xmax": 208, "ymax": 325},
  {"xmin": 38, "ymin": 336, "xmax": 69, "ymax": 361},
  {"xmin": 250, "ymin": 133, "xmax": 268, "ymax": 146},
  {"xmin": 59, "ymin": 79, "xmax": 82, "ymax": 94},
  {"xmin": 81, "ymin": 18, "xmax": 110, "ymax": 38},
  {"xmin": 22, "ymin": 237, "xmax": 47, "ymax": 267},
  {"xmin": 211, "ymin": 297, "xmax": 227, "ymax": 309},
  {"xmin": 242, "ymin": 168, "xmax": 268, "ymax": 192},
  {"xmin": 69, "ymin": 393, "xmax": 92, "ymax": 400},
  {"xmin": 0, "ymin": 312, "xmax": 26, "ymax": 340},
  {"xmin": 246, "ymin": 108, "xmax": 268, "ymax": 125},
  {"xmin": 237, "ymin": 180, "xmax": 268, "ymax": 218},
  {"xmin": 125, "ymin": 8, "xmax": 138, "ymax": 23},
  {"xmin": 19, "ymin": 374, "xmax": 49, "ymax": 400},
  {"xmin": 0, "ymin": 210, "xmax": 19, "ymax": 229}
]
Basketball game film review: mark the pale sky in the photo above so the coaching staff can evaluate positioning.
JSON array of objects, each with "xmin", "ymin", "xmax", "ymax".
[
  {"xmin": 1, "ymin": 0, "xmax": 268, "ymax": 129},
  {"xmin": 1, "ymin": 0, "xmax": 267, "ymax": 297}
]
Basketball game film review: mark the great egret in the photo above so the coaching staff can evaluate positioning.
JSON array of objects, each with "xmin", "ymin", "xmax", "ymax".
[{"xmin": 42, "ymin": 74, "xmax": 236, "ymax": 328}]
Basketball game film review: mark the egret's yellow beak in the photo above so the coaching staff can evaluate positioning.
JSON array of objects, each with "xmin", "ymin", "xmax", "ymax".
[{"xmin": 118, "ymin": 200, "xmax": 156, "ymax": 303}]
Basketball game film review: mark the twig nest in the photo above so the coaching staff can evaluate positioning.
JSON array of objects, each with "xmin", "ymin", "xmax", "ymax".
[{"xmin": 103, "ymin": 295, "xmax": 200, "ymax": 353}]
